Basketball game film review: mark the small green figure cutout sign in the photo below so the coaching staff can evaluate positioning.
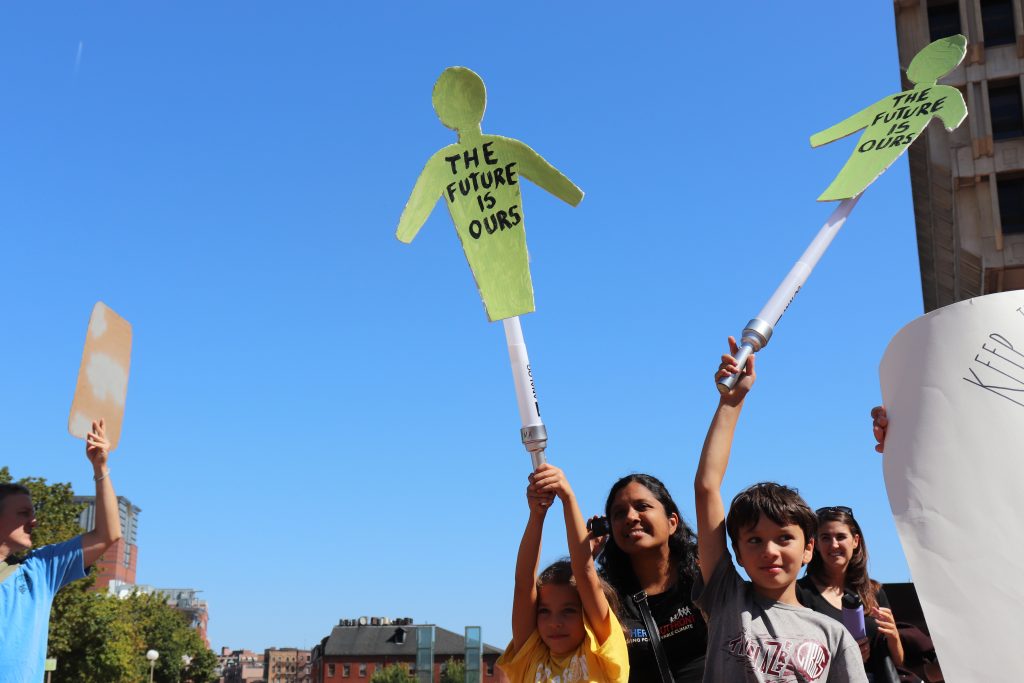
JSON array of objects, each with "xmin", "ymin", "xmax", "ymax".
[
  {"xmin": 812, "ymin": 35, "xmax": 968, "ymax": 201},
  {"xmin": 397, "ymin": 67, "xmax": 583, "ymax": 321}
]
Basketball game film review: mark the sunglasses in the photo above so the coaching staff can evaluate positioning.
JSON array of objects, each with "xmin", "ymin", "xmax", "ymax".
[{"xmin": 816, "ymin": 506, "xmax": 853, "ymax": 516}]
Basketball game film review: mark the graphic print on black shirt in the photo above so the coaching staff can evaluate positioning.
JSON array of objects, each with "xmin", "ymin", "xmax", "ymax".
[{"xmin": 619, "ymin": 580, "xmax": 707, "ymax": 683}]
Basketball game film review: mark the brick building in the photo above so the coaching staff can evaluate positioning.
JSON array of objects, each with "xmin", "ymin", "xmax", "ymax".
[
  {"xmin": 310, "ymin": 618, "xmax": 505, "ymax": 683},
  {"xmin": 218, "ymin": 648, "xmax": 265, "ymax": 683},
  {"xmin": 264, "ymin": 647, "xmax": 312, "ymax": 683}
]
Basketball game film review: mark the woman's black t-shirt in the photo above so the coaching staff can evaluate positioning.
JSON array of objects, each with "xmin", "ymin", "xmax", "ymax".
[{"xmin": 616, "ymin": 578, "xmax": 708, "ymax": 683}]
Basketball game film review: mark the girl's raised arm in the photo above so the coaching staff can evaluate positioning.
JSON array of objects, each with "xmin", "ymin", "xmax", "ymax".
[
  {"xmin": 533, "ymin": 464, "xmax": 614, "ymax": 646},
  {"xmin": 512, "ymin": 475, "xmax": 551, "ymax": 653}
]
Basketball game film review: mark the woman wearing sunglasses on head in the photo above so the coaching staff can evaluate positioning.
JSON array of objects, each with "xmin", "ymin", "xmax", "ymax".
[{"xmin": 797, "ymin": 504, "xmax": 904, "ymax": 682}]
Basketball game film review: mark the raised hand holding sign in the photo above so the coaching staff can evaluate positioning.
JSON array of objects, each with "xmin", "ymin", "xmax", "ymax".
[{"xmin": 717, "ymin": 36, "xmax": 968, "ymax": 392}]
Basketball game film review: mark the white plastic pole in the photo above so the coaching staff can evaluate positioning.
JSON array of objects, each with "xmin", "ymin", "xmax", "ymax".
[
  {"xmin": 503, "ymin": 316, "xmax": 546, "ymax": 467},
  {"xmin": 756, "ymin": 195, "xmax": 859, "ymax": 325},
  {"xmin": 718, "ymin": 195, "xmax": 860, "ymax": 392}
]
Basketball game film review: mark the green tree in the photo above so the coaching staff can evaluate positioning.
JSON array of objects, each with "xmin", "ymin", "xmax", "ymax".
[
  {"xmin": 440, "ymin": 657, "xmax": 466, "ymax": 683},
  {"xmin": 371, "ymin": 663, "xmax": 416, "ymax": 683}
]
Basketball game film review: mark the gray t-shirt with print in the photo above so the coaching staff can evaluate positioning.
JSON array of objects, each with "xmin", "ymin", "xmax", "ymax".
[{"xmin": 693, "ymin": 554, "xmax": 867, "ymax": 683}]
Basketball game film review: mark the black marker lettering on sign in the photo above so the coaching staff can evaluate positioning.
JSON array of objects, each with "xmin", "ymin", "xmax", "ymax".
[
  {"xmin": 444, "ymin": 164, "xmax": 520, "ymax": 205},
  {"xmin": 442, "ymin": 143, "xmax": 524, "ymax": 240},
  {"xmin": 858, "ymin": 134, "xmax": 916, "ymax": 153},
  {"xmin": 476, "ymin": 192, "xmax": 496, "ymax": 212},
  {"xmin": 887, "ymin": 121, "xmax": 911, "ymax": 136},
  {"xmin": 482, "ymin": 142, "xmax": 498, "ymax": 165},
  {"xmin": 963, "ymin": 331, "xmax": 1024, "ymax": 409}
]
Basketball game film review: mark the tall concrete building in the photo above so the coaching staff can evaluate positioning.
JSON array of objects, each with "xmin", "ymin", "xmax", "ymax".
[
  {"xmin": 893, "ymin": 0, "xmax": 1024, "ymax": 311},
  {"xmin": 74, "ymin": 494, "xmax": 141, "ymax": 589}
]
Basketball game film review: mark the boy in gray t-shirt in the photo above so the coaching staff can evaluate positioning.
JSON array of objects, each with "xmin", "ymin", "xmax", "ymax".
[{"xmin": 692, "ymin": 340, "xmax": 868, "ymax": 683}]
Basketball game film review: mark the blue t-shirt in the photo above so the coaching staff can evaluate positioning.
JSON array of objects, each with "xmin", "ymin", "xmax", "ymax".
[{"xmin": 0, "ymin": 537, "xmax": 86, "ymax": 682}]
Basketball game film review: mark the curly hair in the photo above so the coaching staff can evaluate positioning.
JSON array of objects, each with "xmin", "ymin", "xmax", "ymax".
[
  {"xmin": 805, "ymin": 507, "xmax": 881, "ymax": 612},
  {"xmin": 597, "ymin": 473, "xmax": 700, "ymax": 593}
]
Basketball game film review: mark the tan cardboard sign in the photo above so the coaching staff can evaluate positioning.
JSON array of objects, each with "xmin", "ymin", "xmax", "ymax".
[{"xmin": 68, "ymin": 302, "xmax": 132, "ymax": 451}]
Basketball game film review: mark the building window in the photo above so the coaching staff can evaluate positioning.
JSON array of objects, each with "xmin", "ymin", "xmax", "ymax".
[
  {"xmin": 358, "ymin": 664, "xmax": 367, "ymax": 677},
  {"xmin": 487, "ymin": 660, "xmax": 495, "ymax": 676},
  {"xmin": 981, "ymin": 0, "xmax": 1016, "ymax": 46},
  {"xmin": 997, "ymin": 174, "xmax": 1024, "ymax": 234},
  {"xmin": 343, "ymin": 664, "xmax": 350, "ymax": 677},
  {"xmin": 328, "ymin": 664, "xmax": 335, "ymax": 677},
  {"xmin": 989, "ymin": 80, "xmax": 1024, "ymax": 140},
  {"xmin": 927, "ymin": 0, "xmax": 962, "ymax": 41}
]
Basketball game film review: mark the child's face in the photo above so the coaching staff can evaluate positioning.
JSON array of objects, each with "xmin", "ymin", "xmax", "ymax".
[
  {"xmin": 536, "ymin": 583, "xmax": 585, "ymax": 656},
  {"xmin": 735, "ymin": 515, "xmax": 813, "ymax": 604},
  {"xmin": 816, "ymin": 521, "xmax": 859, "ymax": 575},
  {"xmin": 609, "ymin": 482, "xmax": 679, "ymax": 555},
  {"xmin": 0, "ymin": 494, "xmax": 36, "ymax": 553}
]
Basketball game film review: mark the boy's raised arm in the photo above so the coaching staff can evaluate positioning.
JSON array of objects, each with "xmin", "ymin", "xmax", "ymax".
[
  {"xmin": 533, "ymin": 464, "xmax": 613, "ymax": 646},
  {"xmin": 511, "ymin": 476, "xmax": 551, "ymax": 654},
  {"xmin": 694, "ymin": 338, "xmax": 754, "ymax": 583},
  {"xmin": 81, "ymin": 419, "xmax": 122, "ymax": 568}
]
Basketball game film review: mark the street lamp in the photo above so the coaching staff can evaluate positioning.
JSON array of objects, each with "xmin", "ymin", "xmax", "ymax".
[
  {"xmin": 146, "ymin": 649, "xmax": 159, "ymax": 683},
  {"xmin": 181, "ymin": 654, "xmax": 193, "ymax": 683}
]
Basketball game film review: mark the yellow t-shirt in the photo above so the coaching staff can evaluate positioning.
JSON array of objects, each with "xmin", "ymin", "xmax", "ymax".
[{"xmin": 496, "ymin": 611, "xmax": 629, "ymax": 683}]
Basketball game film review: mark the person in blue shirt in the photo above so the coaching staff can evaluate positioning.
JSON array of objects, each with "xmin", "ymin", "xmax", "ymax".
[{"xmin": 0, "ymin": 419, "xmax": 122, "ymax": 682}]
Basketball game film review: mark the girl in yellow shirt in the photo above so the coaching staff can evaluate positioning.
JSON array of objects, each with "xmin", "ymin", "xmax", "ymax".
[{"xmin": 497, "ymin": 464, "xmax": 630, "ymax": 683}]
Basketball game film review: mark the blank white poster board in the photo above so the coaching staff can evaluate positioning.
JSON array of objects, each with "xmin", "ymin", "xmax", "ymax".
[{"xmin": 879, "ymin": 291, "xmax": 1024, "ymax": 682}]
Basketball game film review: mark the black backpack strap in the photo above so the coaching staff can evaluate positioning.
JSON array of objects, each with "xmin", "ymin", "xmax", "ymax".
[{"xmin": 632, "ymin": 590, "xmax": 674, "ymax": 683}]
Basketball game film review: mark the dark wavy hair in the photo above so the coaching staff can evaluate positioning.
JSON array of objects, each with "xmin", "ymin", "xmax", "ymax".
[
  {"xmin": 805, "ymin": 507, "xmax": 881, "ymax": 612},
  {"xmin": 597, "ymin": 473, "xmax": 700, "ymax": 592},
  {"xmin": 726, "ymin": 482, "xmax": 817, "ymax": 559}
]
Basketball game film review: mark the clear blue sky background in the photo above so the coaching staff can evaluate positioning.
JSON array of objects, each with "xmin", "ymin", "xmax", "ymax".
[{"xmin": 2, "ymin": 3, "xmax": 930, "ymax": 653}]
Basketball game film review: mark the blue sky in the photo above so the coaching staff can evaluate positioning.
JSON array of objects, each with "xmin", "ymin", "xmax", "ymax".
[{"xmin": 2, "ymin": 3, "xmax": 931, "ymax": 653}]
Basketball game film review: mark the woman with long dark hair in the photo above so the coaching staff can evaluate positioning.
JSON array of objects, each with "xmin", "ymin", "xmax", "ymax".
[
  {"xmin": 597, "ymin": 474, "xmax": 707, "ymax": 683},
  {"xmin": 799, "ymin": 506, "xmax": 904, "ymax": 681}
]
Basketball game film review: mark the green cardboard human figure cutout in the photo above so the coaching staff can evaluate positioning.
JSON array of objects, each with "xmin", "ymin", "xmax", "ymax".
[
  {"xmin": 397, "ymin": 67, "xmax": 583, "ymax": 321},
  {"xmin": 812, "ymin": 35, "xmax": 968, "ymax": 201}
]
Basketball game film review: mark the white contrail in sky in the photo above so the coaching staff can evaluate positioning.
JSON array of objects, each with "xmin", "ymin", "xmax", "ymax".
[{"xmin": 75, "ymin": 41, "xmax": 84, "ymax": 73}]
